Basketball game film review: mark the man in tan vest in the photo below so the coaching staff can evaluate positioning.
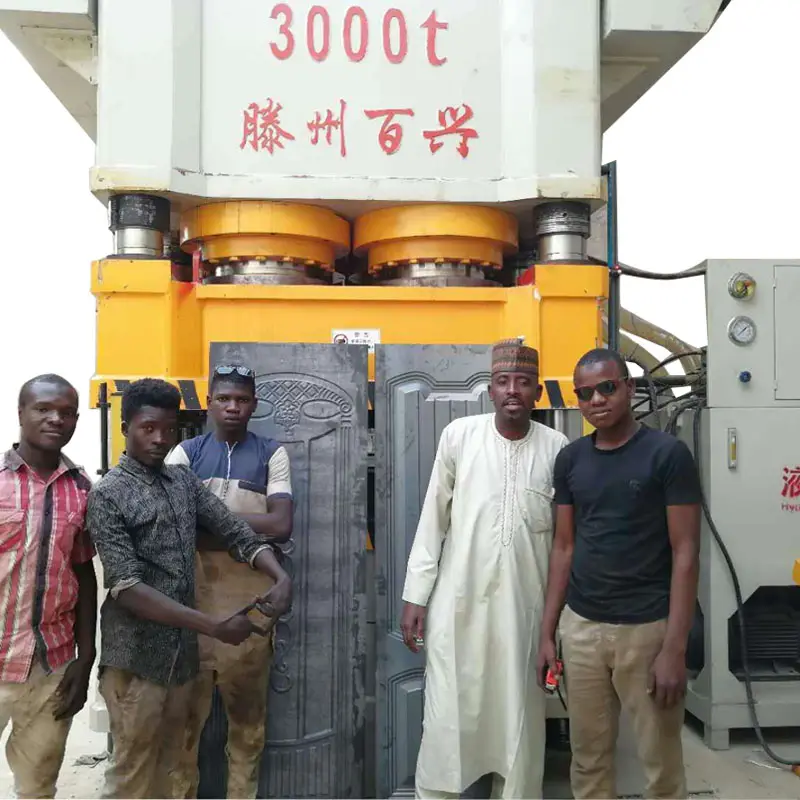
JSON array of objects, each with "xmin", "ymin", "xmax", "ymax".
[{"xmin": 166, "ymin": 364, "xmax": 293, "ymax": 798}]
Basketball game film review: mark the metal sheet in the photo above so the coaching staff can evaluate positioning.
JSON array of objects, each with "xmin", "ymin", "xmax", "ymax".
[
  {"xmin": 201, "ymin": 342, "xmax": 369, "ymax": 799},
  {"xmin": 375, "ymin": 344, "xmax": 492, "ymax": 798}
]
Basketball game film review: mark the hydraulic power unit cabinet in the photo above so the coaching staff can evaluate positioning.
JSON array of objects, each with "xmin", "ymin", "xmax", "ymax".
[
  {"xmin": 682, "ymin": 260, "xmax": 800, "ymax": 750},
  {"xmin": 0, "ymin": 0, "xmax": 732, "ymax": 797}
]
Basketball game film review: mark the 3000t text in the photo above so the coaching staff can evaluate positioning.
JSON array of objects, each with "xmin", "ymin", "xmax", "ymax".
[{"xmin": 269, "ymin": 4, "xmax": 449, "ymax": 66}]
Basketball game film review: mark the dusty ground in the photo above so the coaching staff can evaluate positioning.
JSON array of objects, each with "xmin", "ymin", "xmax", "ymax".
[
  {"xmin": 541, "ymin": 719, "xmax": 800, "ymax": 799},
  {"xmin": 0, "ymin": 700, "xmax": 798, "ymax": 799},
  {"xmin": 679, "ymin": 723, "xmax": 800, "ymax": 799},
  {"xmin": 0, "ymin": 674, "xmax": 107, "ymax": 799}
]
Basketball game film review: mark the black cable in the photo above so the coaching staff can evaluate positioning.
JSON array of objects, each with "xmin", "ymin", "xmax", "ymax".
[
  {"xmin": 556, "ymin": 680, "xmax": 567, "ymax": 712},
  {"xmin": 632, "ymin": 383, "xmax": 675, "ymax": 413},
  {"xmin": 652, "ymin": 350, "xmax": 704, "ymax": 373},
  {"xmin": 691, "ymin": 409, "xmax": 800, "ymax": 770},
  {"xmin": 629, "ymin": 351, "xmax": 703, "ymax": 417},
  {"xmin": 556, "ymin": 639, "xmax": 568, "ymax": 712},
  {"xmin": 640, "ymin": 366, "xmax": 659, "ymax": 423},
  {"xmin": 636, "ymin": 392, "xmax": 699, "ymax": 434},
  {"xmin": 617, "ymin": 263, "xmax": 706, "ymax": 281},
  {"xmin": 666, "ymin": 399, "xmax": 698, "ymax": 436},
  {"xmin": 644, "ymin": 376, "xmax": 698, "ymax": 388}
]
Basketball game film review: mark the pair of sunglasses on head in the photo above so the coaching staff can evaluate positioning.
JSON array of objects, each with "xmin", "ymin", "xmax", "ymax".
[
  {"xmin": 214, "ymin": 365, "xmax": 255, "ymax": 379},
  {"xmin": 574, "ymin": 378, "xmax": 627, "ymax": 402}
]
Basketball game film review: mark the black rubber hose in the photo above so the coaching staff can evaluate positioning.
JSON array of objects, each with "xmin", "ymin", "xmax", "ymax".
[
  {"xmin": 632, "ymin": 383, "xmax": 677, "ymax": 414},
  {"xmin": 691, "ymin": 410, "xmax": 799, "ymax": 770},
  {"xmin": 652, "ymin": 350, "xmax": 705, "ymax": 374},
  {"xmin": 637, "ymin": 394, "xmax": 700, "ymax": 427},
  {"xmin": 618, "ymin": 263, "xmax": 706, "ymax": 281},
  {"xmin": 556, "ymin": 639, "xmax": 568, "ymax": 712},
  {"xmin": 639, "ymin": 375, "xmax": 699, "ymax": 388},
  {"xmin": 640, "ymin": 366, "xmax": 659, "ymax": 422}
]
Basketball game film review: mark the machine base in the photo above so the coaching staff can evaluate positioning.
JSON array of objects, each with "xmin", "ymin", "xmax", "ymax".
[{"xmin": 686, "ymin": 681, "xmax": 800, "ymax": 751}]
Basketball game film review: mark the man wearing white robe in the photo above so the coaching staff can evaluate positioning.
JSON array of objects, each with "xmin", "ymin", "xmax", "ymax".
[{"xmin": 401, "ymin": 338, "xmax": 569, "ymax": 800}]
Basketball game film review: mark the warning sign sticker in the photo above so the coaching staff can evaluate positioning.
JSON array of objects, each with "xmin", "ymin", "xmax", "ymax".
[{"xmin": 331, "ymin": 329, "xmax": 381, "ymax": 353}]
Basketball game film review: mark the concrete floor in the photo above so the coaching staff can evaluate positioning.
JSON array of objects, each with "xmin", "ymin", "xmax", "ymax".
[
  {"xmin": 541, "ymin": 718, "xmax": 800, "ymax": 799},
  {"xmin": 0, "ymin": 690, "xmax": 798, "ymax": 799}
]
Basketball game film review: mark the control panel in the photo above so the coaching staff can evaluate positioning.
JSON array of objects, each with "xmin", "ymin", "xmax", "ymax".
[{"xmin": 705, "ymin": 259, "xmax": 800, "ymax": 409}]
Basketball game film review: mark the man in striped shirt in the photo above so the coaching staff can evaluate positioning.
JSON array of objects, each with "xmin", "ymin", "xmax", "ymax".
[{"xmin": 0, "ymin": 375, "xmax": 97, "ymax": 799}]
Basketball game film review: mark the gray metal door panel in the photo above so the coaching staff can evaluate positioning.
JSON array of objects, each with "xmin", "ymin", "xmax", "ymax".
[
  {"xmin": 204, "ymin": 342, "xmax": 369, "ymax": 799},
  {"xmin": 375, "ymin": 345, "xmax": 492, "ymax": 798}
]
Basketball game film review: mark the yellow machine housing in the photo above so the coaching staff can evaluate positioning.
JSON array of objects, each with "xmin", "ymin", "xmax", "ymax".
[{"xmin": 91, "ymin": 201, "xmax": 608, "ymax": 466}]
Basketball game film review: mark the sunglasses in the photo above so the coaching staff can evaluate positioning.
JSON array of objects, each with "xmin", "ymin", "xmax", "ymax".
[
  {"xmin": 214, "ymin": 365, "xmax": 255, "ymax": 379},
  {"xmin": 574, "ymin": 378, "xmax": 625, "ymax": 402}
]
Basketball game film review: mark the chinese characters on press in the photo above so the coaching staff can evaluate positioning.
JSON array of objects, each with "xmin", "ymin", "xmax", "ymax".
[{"xmin": 240, "ymin": 100, "xmax": 479, "ymax": 159}]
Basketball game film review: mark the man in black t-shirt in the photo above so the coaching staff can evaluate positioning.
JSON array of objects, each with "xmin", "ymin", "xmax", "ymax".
[{"xmin": 536, "ymin": 348, "xmax": 701, "ymax": 800}]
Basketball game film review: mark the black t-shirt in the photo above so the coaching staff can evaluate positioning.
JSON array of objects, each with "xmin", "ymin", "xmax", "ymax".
[{"xmin": 553, "ymin": 425, "xmax": 701, "ymax": 625}]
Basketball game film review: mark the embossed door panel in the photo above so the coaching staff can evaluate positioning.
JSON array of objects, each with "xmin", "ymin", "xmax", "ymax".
[
  {"xmin": 375, "ymin": 345, "xmax": 492, "ymax": 798},
  {"xmin": 203, "ymin": 342, "xmax": 369, "ymax": 799}
]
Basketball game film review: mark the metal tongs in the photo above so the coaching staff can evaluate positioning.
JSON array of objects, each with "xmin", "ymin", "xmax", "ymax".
[{"xmin": 235, "ymin": 598, "xmax": 278, "ymax": 637}]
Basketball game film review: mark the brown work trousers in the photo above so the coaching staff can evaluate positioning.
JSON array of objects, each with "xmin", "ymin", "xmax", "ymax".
[
  {"xmin": 560, "ymin": 606, "xmax": 687, "ymax": 800},
  {"xmin": 99, "ymin": 667, "xmax": 198, "ymax": 799},
  {"xmin": 0, "ymin": 662, "xmax": 71, "ymax": 799},
  {"xmin": 181, "ymin": 550, "xmax": 275, "ymax": 799}
]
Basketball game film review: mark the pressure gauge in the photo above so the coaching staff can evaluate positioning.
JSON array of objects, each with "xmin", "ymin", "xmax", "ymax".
[
  {"xmin": 727, "ymin": 315, "xmax": 757, "ymax": 346},
  {"xmin": 728, "ymin": 272, "xmax": 756, "ymax": 300}
]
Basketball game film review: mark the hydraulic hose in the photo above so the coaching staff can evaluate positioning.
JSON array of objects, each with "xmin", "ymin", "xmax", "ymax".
[
  {"xmin": 602, "ymin": 319, "xmax": 667, "ymax": 376},
  {"xmin": 653, "ymin": 350, "xmax": 704, "ymax": 376},
  {"xmin": 610, "ymin": 303, "xmax": 703, "ymax": 375},
  {"xmin": 617, "ymin": 261, "xmax": 707, "ymax": 281}
]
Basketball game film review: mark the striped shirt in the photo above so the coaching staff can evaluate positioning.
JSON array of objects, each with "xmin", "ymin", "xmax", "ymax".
[
  {"xmin": 166, "ymin": 432, "xmax": 291, "ymax": 558},
  {"xmin": 165, "ymin": 431, "xmax": 292, "ymax": 502},
  {"xmin": 0, "ymin": 447, "xmax": 94, "ymax": 683}
]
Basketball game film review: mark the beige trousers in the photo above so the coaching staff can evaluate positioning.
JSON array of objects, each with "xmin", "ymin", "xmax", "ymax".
[
  {"xmin": 180, "ymin": 550, "xmax": 275, "ymax": 799},
  {"xmin": 99, "ymin": 667, "xmax": 198, "ymax": 799},
  {"xmin": 0, "ymin": 662, "xmax": 71, "ymax": 799},
  {"xmin": 560, "ymin": 606, "xmax": 687, "ymax": 800},
  {"xmin": 181, "ymin": 637, "xmax": 273, "ymax": 799}
]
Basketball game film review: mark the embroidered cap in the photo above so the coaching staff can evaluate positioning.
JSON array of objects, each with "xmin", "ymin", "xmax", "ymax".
[{"xmin": 491, "ymin": 337, "xmax": 540, "ymax": 375}]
